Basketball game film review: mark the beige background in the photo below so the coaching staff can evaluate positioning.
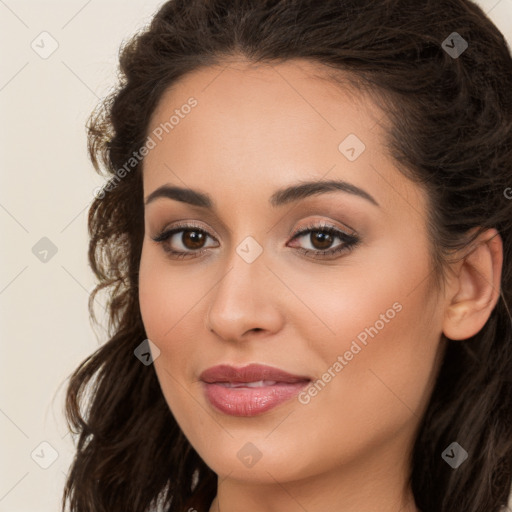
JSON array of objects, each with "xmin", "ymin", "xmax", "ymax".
[{"xmin": 0, "ymin": 0, "xmax": 511, "ymax": 510}]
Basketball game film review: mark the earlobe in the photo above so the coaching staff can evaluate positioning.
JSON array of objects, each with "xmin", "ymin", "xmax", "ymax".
[{"xmin": 442, "ymin": 228, "xmax": 503, "ymax": 341}]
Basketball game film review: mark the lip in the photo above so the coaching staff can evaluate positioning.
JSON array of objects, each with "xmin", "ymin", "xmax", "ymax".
[{"xmin": 200, "ymin": 364, "xmax": 311, "ymax": 417}]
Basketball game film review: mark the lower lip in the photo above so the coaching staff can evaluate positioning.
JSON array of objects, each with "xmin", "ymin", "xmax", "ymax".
[{"xmin": 202, "ymin": 381, "xmax": 309, "ymax": 417}]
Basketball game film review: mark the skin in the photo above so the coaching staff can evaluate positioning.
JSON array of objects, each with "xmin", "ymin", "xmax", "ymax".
[{"xmin": 138, "ymin": 58, "xmax": 503, "ymax": 512}]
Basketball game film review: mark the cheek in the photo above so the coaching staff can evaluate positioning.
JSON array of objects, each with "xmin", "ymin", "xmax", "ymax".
[
  {"xmin": 138, "ymin": 244, "xmax": 203, "ymax": 343},
  {"xmin": 139, "ymin": 246, "xmax": 167, "ymax": 339},
  {"xmin": 291, "ymin": 236, "xmax": 441, "ymax": 414},
  {"xmin": 138, "ymin": 247, "xmax": 189, "ymax": 389},
  {"xmin": 138, "ymin": 247, "xmax": 195, "ymax": 418},
  {"xmin": 287, "ymin": 245, "xmax": 432, "ymax": 354},
  {"xmin": 312, "ymin": 293, "xmax": 432, "ymax": 455},
  {"xmin": 138, "ymin": 244, "xmax": 213, "ymax": 400}
]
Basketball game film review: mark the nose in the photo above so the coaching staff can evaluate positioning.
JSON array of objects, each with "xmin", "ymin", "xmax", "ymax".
[{"xmin": 204, "ymin": 246, "xmax": 284, "ymax": 343}]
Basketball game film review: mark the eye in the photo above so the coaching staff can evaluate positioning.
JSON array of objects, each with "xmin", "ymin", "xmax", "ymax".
[
  {"xmin": 288, "ymin": 222, "xmax": 360, "ymax": 259},
  {"xmin": 151, "ymin": 222, "xmax": 218, "ymax": 259},
  {"xmin": 151, "ymin": 221, "xmax": 360, "ymax": 260}
]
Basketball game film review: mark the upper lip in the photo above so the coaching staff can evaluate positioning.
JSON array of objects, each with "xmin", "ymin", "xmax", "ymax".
[{"xmin": 200, "ymin": 364, "xmax": 311, "ymax": 384}]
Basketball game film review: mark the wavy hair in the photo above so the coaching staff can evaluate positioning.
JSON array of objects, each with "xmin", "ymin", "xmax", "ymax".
[{"xmin": 62, "ymin": 1, "xmax": 512, "ymax": 511}]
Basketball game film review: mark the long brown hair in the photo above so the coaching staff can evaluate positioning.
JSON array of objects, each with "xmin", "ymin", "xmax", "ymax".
[{"xmin": 62, "ymin": 1, "xmax": 512, "ymax": 511}]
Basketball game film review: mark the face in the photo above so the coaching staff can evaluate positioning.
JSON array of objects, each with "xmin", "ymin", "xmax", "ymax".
[{"xmin": 139, "ymin": 59, "xmax": 446, "ymax": 488}]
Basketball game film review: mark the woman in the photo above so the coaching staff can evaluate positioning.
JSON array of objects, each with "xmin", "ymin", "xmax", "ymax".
[{"xmin": 62, "ymin": 1, "xmax": 512, "ymax": 511}]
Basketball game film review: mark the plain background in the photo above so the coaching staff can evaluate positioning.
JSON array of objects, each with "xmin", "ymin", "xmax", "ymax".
[{"xmin": 0, "ymin": 0, "xmax": 511, "ymax": 510}]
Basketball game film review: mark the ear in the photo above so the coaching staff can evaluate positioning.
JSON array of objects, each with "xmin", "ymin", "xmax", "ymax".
[{"xmin": 442, "ymin": 228, "xmax": 503, "ymax": 341}]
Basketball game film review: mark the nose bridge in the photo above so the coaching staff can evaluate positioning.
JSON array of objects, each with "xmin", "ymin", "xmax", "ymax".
[{"xmin": 205, "ymin": 233, "xmax": 282, "ymax": 340}]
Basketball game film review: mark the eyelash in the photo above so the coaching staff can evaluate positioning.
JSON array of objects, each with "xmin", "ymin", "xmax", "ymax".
[{"xmin": 151, "ymin": 221, "xmax": 360, "ymax": 260}]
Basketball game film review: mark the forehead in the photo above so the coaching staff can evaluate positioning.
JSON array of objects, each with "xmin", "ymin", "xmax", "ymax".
[
  {"xmin": 143, "ymin": 58, "xmax": 425, "ymax": 216},
  {"xmin": 147, "ymin": 58, "xmax": 376, "ymax": 153}
]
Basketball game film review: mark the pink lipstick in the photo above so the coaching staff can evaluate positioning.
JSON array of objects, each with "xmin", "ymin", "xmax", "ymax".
[{"xmin": 200, "ymin": 364, "xmax": 311, "ymax": 417}]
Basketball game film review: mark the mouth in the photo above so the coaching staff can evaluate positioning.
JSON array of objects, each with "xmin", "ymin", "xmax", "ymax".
[
  {"xmin": 199, "ymin": 364, "xmax": 311, "ymax": 417},
  {"xmin": 216, "ymin": 380, "xmax": 286, "ymax": 388}
]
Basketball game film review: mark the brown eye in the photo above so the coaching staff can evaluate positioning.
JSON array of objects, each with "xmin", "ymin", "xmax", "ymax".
[
  {"xmin": 181, "ymin": 230, "xmax": 207, "ymax": 249},
  {"xmin": 288, "ymin": 224, "xmax": 360, "ymax": 259},
  {"xmin": 293, "ymin": 228, "xmax": 341, "ymax": 252},
  {"xmin": 152, "ymin": 224, "xmax": 218, "ymax": 258},
  {"xmin": 152, "ymin": 222, "xmax": 360, "ymax": 261},
  {"xmin": 309, "ymin": 231, "xmax": 334, "ymax": 250}
]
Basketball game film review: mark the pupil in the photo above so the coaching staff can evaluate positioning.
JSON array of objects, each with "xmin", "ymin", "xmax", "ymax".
[
  {"xmin": 312, "ymin": 232, "xmax": 332, "ymax": 250},
  {"xmin": 183, "ymin": 230, "xmax": 204, "ymax": 249}
]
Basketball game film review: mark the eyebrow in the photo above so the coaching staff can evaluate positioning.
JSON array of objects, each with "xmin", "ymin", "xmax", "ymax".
[{"xmin": 144, "ymin": 179, "xmax": 379, "ymax": 209}]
